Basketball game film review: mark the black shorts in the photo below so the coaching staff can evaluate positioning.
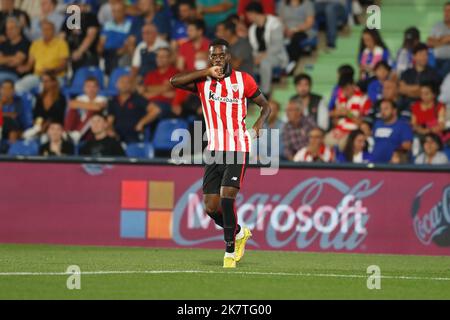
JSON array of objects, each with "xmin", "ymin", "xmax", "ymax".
[{"xmin": 202, "ymin": 151, "xmax": 250, "ymax": 194}]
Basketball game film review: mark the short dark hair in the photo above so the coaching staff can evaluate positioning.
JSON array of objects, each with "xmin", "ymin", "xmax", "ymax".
[
  {"xmin": 420, "ymin": 81, "xmax": 438, "ymax": 96},
  {"xmin": 413, "ymin": 42, "xmax": 428, "ymax": 55},
  {"xmin": 338, "ymin": 75, "xmax": 354, "ymax": 87},
  {"xmin": 178, "ymin": 0, "xmax": 196, "ymax": 9},
  {"xmin": 1, "ymin": 79, "xmax": 14, "ymax": 87},
  {"xmin": 380, "ymin": 99, "xmax": 397, "ymax": 110},
  {"xmin": 424, "ymin": 133, "xmax": 443, "ymax": 150},
  {"xmin": 187, "ymin": 19, "xmax": 206, "ymax": 33},
  {"xmin": 222, "ymin": 20, "xmax": 236, "ymax": 35},
  {"xmin": 374, "ymin": 60, "xmax": 391, "ymax": 72},
  {"xmin": 85, "ymin": 76, "xmax": 99, "ymax": 85},
  {"xmin": 245, "ymin": 2, "xmax": 264, "ymax": 14},
  {"xmin": 210, "ymin": 38, "xmax": 229, "ymax": 49},
  {"xmin": 338, "ymin": 64, "xmax": 355, "ymax": 80},
  {"xmin": 294, "ymin": 73, "xmax": 312, "ymax": 86}
]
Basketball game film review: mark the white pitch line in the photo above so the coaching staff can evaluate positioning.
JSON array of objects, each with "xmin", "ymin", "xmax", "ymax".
[{"xmin": 0, "ymin": 270, "xmax": 449, "ymax": 282}]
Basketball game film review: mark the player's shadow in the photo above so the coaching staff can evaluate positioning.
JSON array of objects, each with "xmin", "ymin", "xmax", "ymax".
[{"xmin": 200, "ymin": 260, "xmax": 258, "ymax": 267}]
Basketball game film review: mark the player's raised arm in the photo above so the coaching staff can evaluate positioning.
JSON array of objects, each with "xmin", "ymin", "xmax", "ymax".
[
  {"xmin": 169, "ymin": 66, "xmax": 224, "ymax": 93},
  {"xmin": 251, "ymin": 91, "xmax": 271, "ymax": 138}
]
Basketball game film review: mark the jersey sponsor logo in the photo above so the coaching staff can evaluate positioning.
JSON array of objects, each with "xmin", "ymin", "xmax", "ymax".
[{"xmin": 208, "ymin": 91, "xmax": 239, "ymax": 104}]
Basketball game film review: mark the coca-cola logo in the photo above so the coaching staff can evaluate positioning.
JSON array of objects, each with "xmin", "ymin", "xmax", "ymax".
[
  {"xmin": 172, "ymin": 178, "xmax": 383, "ymax": 251},
  {"xmin": 412, "ymin": 184, "xmax": 450, "ymax": 247}
]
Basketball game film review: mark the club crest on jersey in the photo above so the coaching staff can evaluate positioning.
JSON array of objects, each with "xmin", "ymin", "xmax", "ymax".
[{"xmin": 208, "ymin": 91, "xmax": 239, "ymax": 103}]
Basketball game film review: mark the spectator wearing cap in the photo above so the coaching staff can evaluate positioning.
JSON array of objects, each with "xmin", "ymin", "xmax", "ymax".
[
  {"xmin": 80, "ymin": 112, "xmax": 126, "ymax": 157},
  {"xmin": 290, "ymin": 73, "xmax": 328, "ymax": 131},
  {"xmin": 293, "ymin": 127, "xmax": 335, "ymax": 163},
  {"xmin": 399, "ymin": 43, "xmax": 441, "ymax": 110},
  {"xmin": 108, "ymin": 74, "xmax": 161, "ymax": 143},
  {"xmin": 15, "ymin": 20, "xmax": 69, "ymax": 94},
  {"xmin": 131, "ymin": 23, "xmax": 169, "ymax": 82},
  {"xmin": 411, "ymin": 82, "xmax": 446, "ymax": 139},
  {"xmin": 282, "ymin": 97, "xmax": 317, "ymax": 161},
  {"xmin": 415, "ymin": 133, "xmax": 448, "ymax": 165},
  {"xmin": 176, "ymin": 19, "xmax": 210, "ymax": 71},
  {"xmin": 371, "ymin": 99, "xmax": 413, "ymax": 163},
  {"xmin": 395, "ymin": 27, "xmax": 436, "ymax": 77},
  {"xmin": 0, "ymin": 0, "xmax": 30, "ymax": 42},
  {"xmin": 215, "ymin": 19, "xmax": 254, "ymax": 76},
  {"xmin": 39, "ymin": 121, "xmax": 75, "ymax": 156},
  {"xmin": 61, "ymin": 0, "xmax": 100, "ymax": 72},
  {"xmin": 427, "ymin": 2, "xmax": 450, "ymax": 78},
  {"xmin": 245, "ymin": 2, "xmax": 288, "ymax": 97},
  {"xmin": 27, "ymin": 0, "xmax": 65, "ymax": 41},
  {"xmin": 0, "ymin": 17, "xmax": 30, "ymax": 83},
  {"xmin": 97, "ymin": 1, "xmax": 135, "ymax": 75}
]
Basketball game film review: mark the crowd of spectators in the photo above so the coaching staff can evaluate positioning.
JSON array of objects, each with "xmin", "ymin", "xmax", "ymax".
[{"xmin": 0, "ymin": 0, "xmax": 448, "ymax": 165}]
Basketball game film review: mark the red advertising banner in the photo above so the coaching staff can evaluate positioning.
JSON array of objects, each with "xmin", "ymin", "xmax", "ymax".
[{"xmin": 0, "ymin": 162, "xmax": 449, "ymax": 256}]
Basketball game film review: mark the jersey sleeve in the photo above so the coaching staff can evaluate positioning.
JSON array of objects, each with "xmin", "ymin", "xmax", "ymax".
[{"xmin": 243, "ymin": 72, "xmax": 259, "ymax": 98}]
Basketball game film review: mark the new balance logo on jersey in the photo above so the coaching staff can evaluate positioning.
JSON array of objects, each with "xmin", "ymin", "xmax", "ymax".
[
  {"xmin": 231, "ymin": 177, "xmax": 238, "ymax": 181},
  {"xmin": 208, "ymin": 91, "xmax": 240, "ymax": 104}
]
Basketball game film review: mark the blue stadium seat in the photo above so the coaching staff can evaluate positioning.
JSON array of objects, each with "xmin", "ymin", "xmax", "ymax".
[
  {"xmin": 126, "ymin": 142, "xmax": 155, "ymax": 159},
  {"xmin": 7, "ymin": 139, "xmax": 39, "ymax": 156},
  {"xmin": 152, "ymin": 119, "xmax": 189, "ymax": 151},
  {"xmin": 17, "ymin": 93, "xmax": 34, "ymax": 129},
  {"xmin": 65, "ymin": 66, "xmax": 105, "ymax": 96},
  {"xmin": 103, "ymin": 67, "xmax": 131, "ymax": 97}
]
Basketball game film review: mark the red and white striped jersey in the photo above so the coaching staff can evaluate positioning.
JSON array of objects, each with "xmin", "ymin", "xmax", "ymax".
[
  {"xmin": 334, "ymin": 87, "xmax": 372, "ymax": 132},
  {"xmin": 196, "ymin": 69, "xmax": 258, "ymax": 153}
]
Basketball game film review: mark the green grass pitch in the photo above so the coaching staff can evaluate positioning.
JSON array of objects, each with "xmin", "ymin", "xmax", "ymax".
[{"xmin": 0, "ymin": 244, "xmax": 449, "ymax": 299}]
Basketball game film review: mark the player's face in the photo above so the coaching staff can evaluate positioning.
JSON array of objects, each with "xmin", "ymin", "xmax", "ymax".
[{"xmin": 209, "ymin": 45, "xmax": 229, "ymax": 70}]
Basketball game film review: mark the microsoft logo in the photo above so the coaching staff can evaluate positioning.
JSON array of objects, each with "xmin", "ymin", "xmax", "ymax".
[{"xmin": 120, "ymin": 180, "xmax": 174, "ymax": 240}]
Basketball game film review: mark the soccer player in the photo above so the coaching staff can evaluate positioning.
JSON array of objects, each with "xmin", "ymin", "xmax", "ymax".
[{"xmin": 170, "ymin": 39, "xmax": 271, "ymax": 268}]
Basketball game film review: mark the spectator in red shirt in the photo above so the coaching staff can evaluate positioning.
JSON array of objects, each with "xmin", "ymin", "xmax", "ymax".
[
  {"xmin": 411, "ymin": 82, "xmax": 446, "ymax": 138},
  {"xmin": 326, "ymin": 76, "xmax": 372, "ymax": 151},
  {"xmin": 139, "ymin": 47, "xmax": 178, "ymax": 118},
  {"xmin": 176, "ymin": 19, "xmax": 210, "ymax": 71}
]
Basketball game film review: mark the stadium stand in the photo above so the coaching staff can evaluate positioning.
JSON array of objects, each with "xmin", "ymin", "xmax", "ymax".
[{"xmin": 0, "ymin": 0, "xmax": 448, "ymax": 166}]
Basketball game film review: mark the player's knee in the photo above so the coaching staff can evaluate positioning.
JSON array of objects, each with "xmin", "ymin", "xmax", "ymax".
[{"xmin": 204, "ymin": 197, "xmax": 219, "ymax": 214}]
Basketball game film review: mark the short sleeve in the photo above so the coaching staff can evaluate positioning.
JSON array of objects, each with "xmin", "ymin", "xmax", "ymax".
[
  {"xmin": 401, "ymin": 122, "xmax": 413, "ymax": 143},
  {"xmin": 243, "ymin": 72, "xmax": 258, "ymax": 98},
  {"xmin": 59, "ymin": 40, "xmax": 70, "ymax": 59},
  {"xmin": 132, "ymin": 44, "xmax": 141, "ymax": 68},
  {"xmin": 305, "ymin": 1, "xmax": 315, "ymax": 16}
]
